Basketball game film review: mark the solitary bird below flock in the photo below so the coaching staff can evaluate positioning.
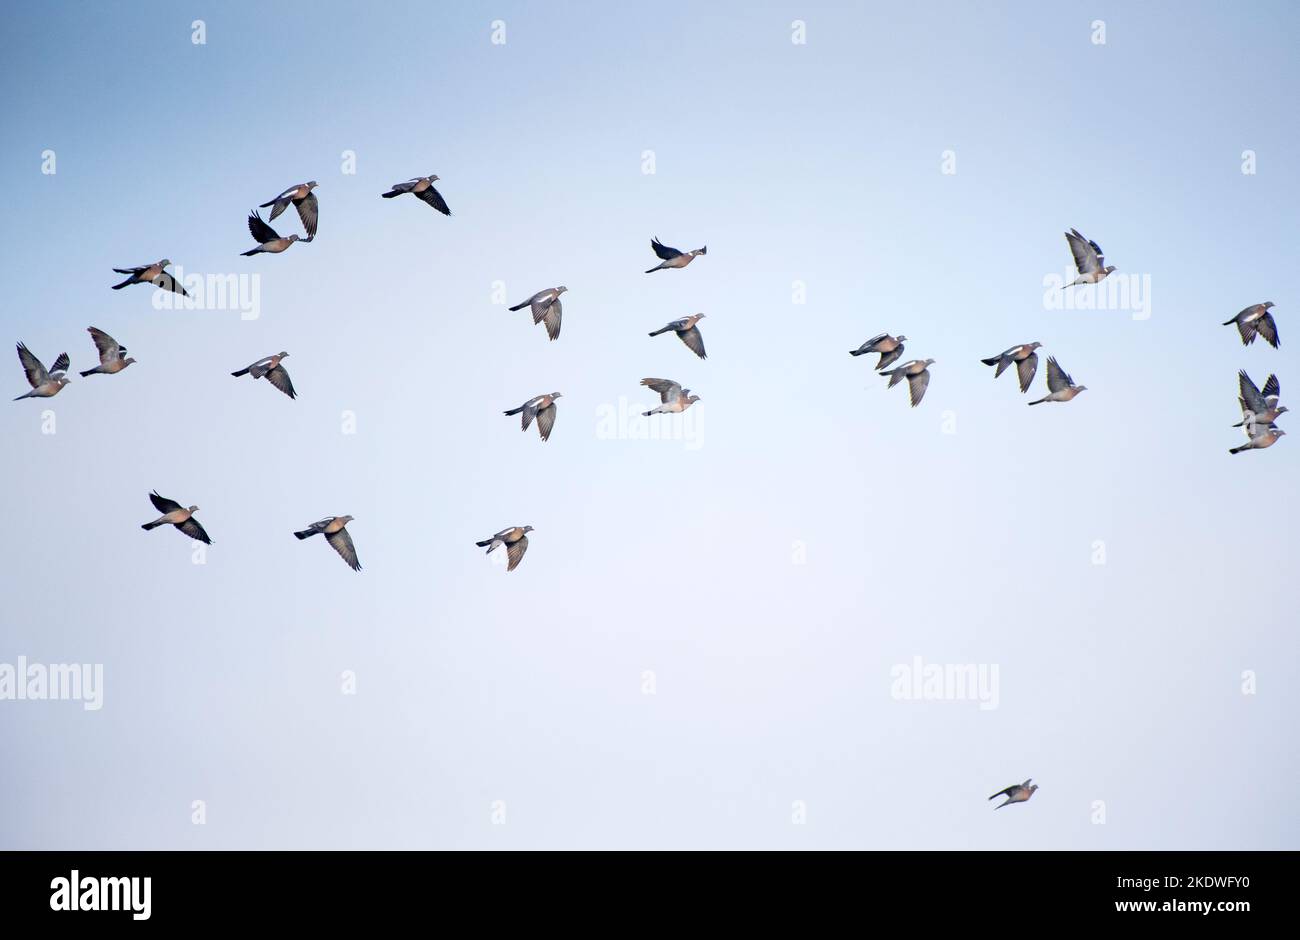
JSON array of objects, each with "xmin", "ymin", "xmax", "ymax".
[
  {"xmin": 381, "ymin": 175, "xmax": 450, "ymax": 215},
  {"xmin": 1028, "ymin": 357, "xmax": 1086, "ymax": 405},
  {"xmin": 241, "ymin": 211, "xmax": 300, "ymax": 256},
  {"xmin": 110, "ymin": 259, "xmax": 188, "ymax": 296},
  {"xmin": 1234, "ymin": 371, "xmax": 1286, "ymax": 428},
  {"xmin": 476, "ymin": 526, "xmax": 533, "ymax": 572},
  {"xmin": 508, "ymin": 287, "xmax": 566, "ymax": 341},
  {"xmin": 645, "ymin": 237, "xmax": 706, "ymax": 273},
  {"xmin": 989, "ymin": 779, "xmax": 1038, "ymax": 809},
  {"xmin": 80, "ymin": 327, "xmax": 135, "ymax": 377},
  {"xmin": 231, "ymin": 352, "xmax": 295, "ymax": 399},
  {"xmin": 12, "ymin": 343, "xmax": 69, "ymax": 400},
  {"xmin": 294, "ymin": 516, "xmax": 361, "ymax": 571},
  {"xmin": 649, "ymin": 314, "xmax": 707, "ymax": 359},
  {"xmin": 503, "ymin": 393, "xmax": 562, "ymax": 442},
  {"xmin": 1063, "ymin": 228, "xmax": 1114, "ymax": 287},
  {"xmin": 981, "ymin": 342, "xmax": 1042, "ymax": 393},
  {"xmin": 259, "ymin": 181, "xmax": 318, "ymax": 239},
  {"xmin": 641, "ymin": 378, "xmax": 700, "ymax": 416},
  {"xmin": 850, "ymin": 333, "xmax": 907, "ymax": 370},
  {"xmin": 141, "ymin": 491, "xmax": 211, "ymax": 544},
  {"xmin": 881, "ymin": 358, "xmax": 934, "ymax": 407},
  {"xmin": 1223, "ymin": 302, "xmax": 1279, "ymax": 348}
]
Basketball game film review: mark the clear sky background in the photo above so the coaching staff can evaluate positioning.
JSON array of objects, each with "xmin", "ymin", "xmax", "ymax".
[{"xmin": 0, "ymin": 1, "xmax": 1295, "ymax": 849}]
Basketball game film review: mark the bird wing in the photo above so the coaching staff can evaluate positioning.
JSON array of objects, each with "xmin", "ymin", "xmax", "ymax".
[
  {"xmin": 642, "ymin": 378, "xmax": 682, "ymax": 403},
  {"xmin": 295, "ymin": 191, "xmax": 319, "ymax": 238},
  {"xmin": 388, "ymin": 179, "xmax": 420, "ymax": 194},
  {"xmin": 177, "ymin": 517, "xmax": 212, "ymax": 544},
  {"xmin": 15, "ymin": 343, "xmax": 48, "ymax": 388},
  {"xmin": 989, "ymin": 786, "xmax": 1014, "ymax": 800},
  {"xmin": 1261, "ymin": 373, "xmax": 1281, "ymax": 401},
  {"xmin": 536, "ymin": 403, "xmax": 557, "ymax": 441},
  {"xmin": 863, "ymin": 333, "xmax": 889, "ymax": 349},
  {"xmin": 1256, "ymin": 313, "xmax": 1280, "ymax": 348},
  {"xmin": 907, "ymin": 369, "xmax": 930, "ymax": 407},
  {"xmin": 678, "ymin": 326, "xmax": 707, "ymax": 359},
  {"xmin": 88, "ymin": 327, "xmax": 121, "ymax": 364},
  {"xmin": 1044, "ymin": 356, "xmax": 1070, "ymax": 393},
  {"xmin": 1238, "ymin": 371, "xmax": 1268, "ymax": 414},
  {"xmin": 248, "ymin": 211, "xmax": 280, "ymax": 243},
  {"xmin": 416, "ymin": 184, "xmax": 451, "ymax": 215},
  {"xmin": 112, "ymin": 265, "xmax": 148, "ymax": 275},
  {"xmin": 877, "ymin": 346, "xmax": 904, "ymax": 370},
  {"xmin": 152, "ymin": 271, "xmax": 188, "ymax": 296},
  {"xmin": 265, "ymin": 365, "xmax": 297, "ymax": 399},
  {"xmin": 149, "ymin": 490, "xmax": 183, "ymax": 514},
  {"xmin": 326, "ymin": 528, "xmax": 361, "ymax": 571},
  {"xmin": 48, "ymin": 352, "xmax": 70, "ymax": 375},
  {"xmin": 1016, "ymin": 352, "xmax": 1039, "ymax": 393},
  {"xmin": 1065, "ymin": 229, "xmax": 1103, "ymax": 274},
  {"xmin": 650, "ymin": 237, "xmax": 682, "ymax": 260},
  {"xmin": 529, "ymin": 295, "xmax": 553, "ymax": 322},
  {"xmin": 542, "ymin": 301, "xmax": 562, "ymax": 340},
  {"xmin": 506, "ymin": 534, "xmax": 529, "ymax": 571}
]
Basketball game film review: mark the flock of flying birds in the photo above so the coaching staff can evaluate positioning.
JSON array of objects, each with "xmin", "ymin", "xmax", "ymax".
[
  {"xmin": 10, "ymin": 207, "xmax": 1288, "ymax": 585},
  {"xmin": 10, "ymin": 174, "xmax": 717, "ymax": 575}
]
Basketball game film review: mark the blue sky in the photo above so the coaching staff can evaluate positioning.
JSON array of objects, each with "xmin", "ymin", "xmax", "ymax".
[{"xmin": 0, "ymin": 0, "xmax": 1295, "ymax": 848}]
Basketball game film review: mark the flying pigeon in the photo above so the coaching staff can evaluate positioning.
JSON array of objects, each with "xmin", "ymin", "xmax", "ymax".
[
  {"xmin": 503, "ymin": 393, "xmax": 562, "ymax": 442},
  {"xmin": 1063, "ymin": 229, "xmax": 1114, "ymax": 287},
  {"xmin": 641, "ymin": 377, "xmax": 700, "ymax": 416},
  {"xmin": 850, "ymin": 333, "xmax": 907, "ymax": 370},
  {"xmin": 294, "ymin": 516, "xmax": 360, "ymax": 571},
  {"xmin": 231, "ymin": 352, "xmax": 295, "ymax": 399},
  {"xmin": 79, "ymin": 327, "xmax": 135, "ymax": 377},
  {"xmin": 140, "ymin": 491, "xmax": 210, "ymax": 544},
  {"xmin": 240, "ymin": 211, "xmax": 300, "ymax": 256},
  {"xmin": 110, "ymin": 260, "xmax": 188, "ymax": 296},
  {"xmin": 989, "ymin": 779, "xmax": 1038, "ymax": 809},
  {"xmin": 880, "ymin": 358, "xmax": 935, "ymax": 407},
  {"xmin": 381, "ymin": 175, "xmax": 450, "ymax": 215},
  {"xmin": 259, "ymin": 181, "xmax": 318, "ymax": 239},
  {"xmin": 1234, "ymin": 371, "xmax": 1286, "ymax": 428},
  {"xmin": 1230, "ymin": 424, "xmax": 1286, "ymax": 455},
  {"xmin": 645, "ymin": 237, "xmax": 706, "ymax": 273},
  {"xmin": 12, "ymin": 343, "xmax": 70, "ymax": 400},
  {"xmin": 981, "ymin": 342, "xmax": 1042, "ymax": 393},
  {"xmin": 508, "ymin": 287, "xmax": 566, "ymax": 341},
  {"xmin": 648, "ymin": 314, "xmax": 707, "ymax": 359},
  {"xmin": 1028, "ymin": 357, "xmax": 1086, "ymax": 405},
  {"xmin": 475, "ymin": 526, "xmax": 533, "ymax": 572},
  {"xmin": 1223, "ymin": 302, "xmax": 1279, "ymax": 348}
]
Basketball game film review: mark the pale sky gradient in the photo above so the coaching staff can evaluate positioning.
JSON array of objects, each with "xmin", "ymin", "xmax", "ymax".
[{"xmin": 0, "ymin": 1, "xmax": 1295, "ymax": 849}]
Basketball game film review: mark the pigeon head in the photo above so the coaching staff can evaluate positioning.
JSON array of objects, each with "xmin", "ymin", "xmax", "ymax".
[
  {"xmin": 1264, "ymin": 301, "xmax": 1276, "ymax": 309},
  {"xmin": 924, "ymin": 358, "xmax": 936, "ymax": 366},
  {"xmin": 550, "ymin": 392, "xmax": 563, "ymax": 400},
  {"xmin": 896, "ymin": 335, "xmax": 907, "ymax": 342},
  {"xmin": 188, "ymin": 505, "xmax": 199, "ymax": 513},
  {"xmin": 556, "ymin": 286, "xmax": 568, "ymax": 294},
  {"xmin": 695, "ymin": 313, "xmax": 706, "ymax": 320},
  {"xmin": 522, "ymin": 525, "xmax": 535, "ymax": 533},
  {"xmin": 693, "ymin": 247, "xmax": 707, "ymax": 256},
  {"xmin": 122, "ymin": 357, "xmax": 137, "ymax": 366},
  {"xmin": 288, "ymin": 235, "xmax": 300, "ymax": 244},
  {"xmin": 306, "ymin": 181, "xmax": 318, "ymax": 190},
  {"xmin": 340, "ymin": 515, "xmax": 355, "ymax": 524},
  {"xmin": 1103, "ymin": 265, "xmax": 1116, "ymax": 274},
  {"xmin": 1275, "ymin": 429, "xmax": 1287, "ymax": 437},
  {"xmin": 1276, "ymin": 406, "xmax": 1290, "ymax": 415},
  {"xmin": 428, "ymin": 175, "xmax": 440, "ymax": 182},
  {"xmin": 1030, "ymin": 341, "xmax": 1043, "ymax": 350},
  {"xmin": 687, "ymin": 394, "xmax": 701, "ymax": 403},
  {"xmin": 1028, "ymin": 784, "xmax": 1039, "ymax": 794},
  {"xmin": 159, "ymin": 259, "xmax": 172, "ymax": 268},
  {"xmin": 1076, "ymin": 385, "xmax": 1088, "ymax": 393},
  {"xmin": 278, "ymin": 351, "xmax": 290, "ymax": 359}
]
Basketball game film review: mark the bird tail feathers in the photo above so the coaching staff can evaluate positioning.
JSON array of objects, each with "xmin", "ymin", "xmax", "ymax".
[
  {"xmin": 111, "ymin": 277, "xmax": 133, "ymax": 290},
  {"xmin": 507, "ymin": 301, "xmax": 528, "ymax": 311},
  {"xmin": 78, "ymin": 368, "xmax": 99, "ymax": 378},
  {"xmin": 141, "ymin": 521, "xmax": 163, "ymax": 530},
  {"xmin": 294, "ymin": 529, "xmax": 317, "ymax": 540}
]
